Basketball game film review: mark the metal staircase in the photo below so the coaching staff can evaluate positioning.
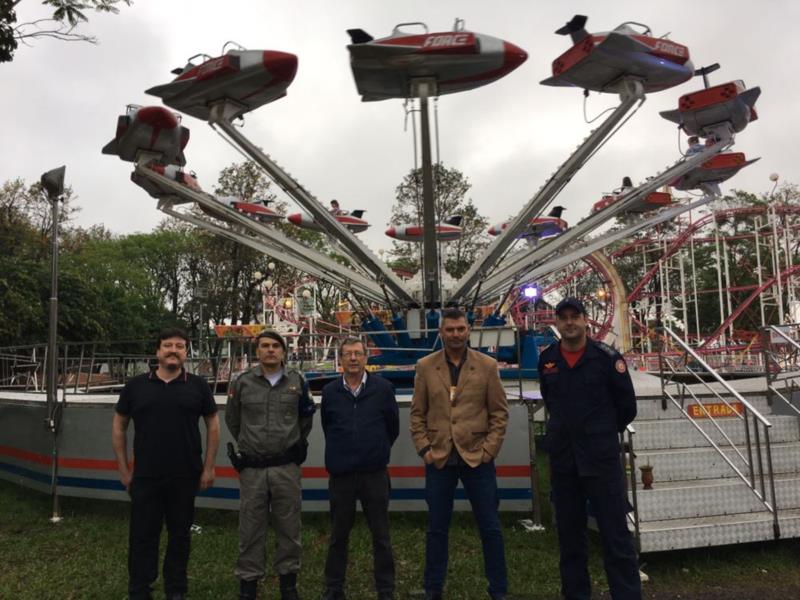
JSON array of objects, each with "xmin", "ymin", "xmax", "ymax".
[{"xmin": 620, "ymin": 326, "xmax": 800, "ymax": 553}]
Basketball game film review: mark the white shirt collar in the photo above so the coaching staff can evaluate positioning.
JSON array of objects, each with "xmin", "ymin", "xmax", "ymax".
[
  {"xmin": 263, "ymin": 368, "xmax": 284, "ymax": 387},
  {"xmin": 342, "ymin": 370, "xmax": 368, "ymax": 397}
]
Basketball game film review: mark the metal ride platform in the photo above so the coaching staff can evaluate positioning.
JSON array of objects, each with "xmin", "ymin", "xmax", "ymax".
[
  {"xmin": 615, "ymin": 325, "xmax": 800, "ymax": 553},
  {"xmin": 5, "ymin": 324, "xmax": 800, "ymax": 554},
  {"xmin": 0, "ymin": 387, "xmax": 535, "ymax": 514},
  {"xmin": 6, "ymin": 346, "xmax": 800, "ymax": 555}
]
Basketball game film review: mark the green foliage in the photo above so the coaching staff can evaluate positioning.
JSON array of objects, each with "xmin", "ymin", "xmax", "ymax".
[
  {"xmin": 46, "ymin": 161, "xmax": 355, "ymax": 344},
  {"xmin": 0, "ymin": 162, "xmax": 354, "ymax": 346},
  {"xmin": 2, "ymin": 0, "xmax": 132, "ymax": 63},
  {"xmin": 0, "ymin": 1, "xmax": 17, "ymax": 62},
  {"xmin": 0, "ymin": 177, "xmax": 90, "ymax": 345},
  {"xmin": 60, "ymin": 232, "xmax": 175, "ymax": 343},
  {"xmin": 0, "ymin": 254, "xmax": 44, "ymax": 341},
  {"xmin": 43, "ymin": 0, "xmax": 131, "ymax": 27},
  {"xmin": 214, "ymin": 161, "xmax": 278, "ymax": 205},
  {"xmin": 389, "ymin": 163, "xmax": 490, "ymax": 278}
]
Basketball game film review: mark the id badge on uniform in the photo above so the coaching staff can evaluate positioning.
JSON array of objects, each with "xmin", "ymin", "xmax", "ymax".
[{"xmin": 450, "ymin": 385, "xmax": 457, "ymax": 404}]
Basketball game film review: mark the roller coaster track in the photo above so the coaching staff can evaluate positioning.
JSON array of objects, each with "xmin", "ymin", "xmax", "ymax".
[
  {"xmin": 627, "ymin": 206, "xmax": 800, "ymax": 303},
  {"xmin": 626, "ymin": 212, "xmax": 716, "ymax": 302},
  {"xmin": 698, "ymin": 265, "xmax": 800, "ymax": 349}
]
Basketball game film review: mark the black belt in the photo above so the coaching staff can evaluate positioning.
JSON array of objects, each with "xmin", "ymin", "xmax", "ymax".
[{"xmin": 227, "ymin": 441, "xmax": 307, "ymax": 472}]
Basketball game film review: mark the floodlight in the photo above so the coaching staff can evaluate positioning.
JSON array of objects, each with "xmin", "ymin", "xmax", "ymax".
[{"xmin": 522, "ymin": 285, "xmax": 539, "ymax": 299}]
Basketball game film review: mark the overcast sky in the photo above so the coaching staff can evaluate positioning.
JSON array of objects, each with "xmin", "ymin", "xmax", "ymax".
[{"xmin": 3, "ymin": 0, "xmax": 797, "ymax": 253}]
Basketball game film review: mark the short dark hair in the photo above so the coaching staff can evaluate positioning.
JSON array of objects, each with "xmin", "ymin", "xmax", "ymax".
[
  {"xmin": 339, "ymin": 336, "xmax": 365, "ymax": 353},
  {"xmin": 441, "ymin": 307, "xmax": 466, "ymax": 323},
  {"xmin": 156, "ymin": 327, "xmax": 189, "ymax": 349},
  {"xmin": 256, "ymin": 330, "xmax": 287, "ymax": 352}
]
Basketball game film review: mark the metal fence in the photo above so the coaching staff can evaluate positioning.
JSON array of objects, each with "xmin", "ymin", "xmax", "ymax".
[
  {"xmin": 762, "ymin": 323, "xmax": 800, "ymax": 417},
  {"xmin": 657, "ymin": 326, "xmax": 780, "ymax": 541},
  {"xmin": 0, "ymin": 326, "xmax": 526, "ymax": 395}
]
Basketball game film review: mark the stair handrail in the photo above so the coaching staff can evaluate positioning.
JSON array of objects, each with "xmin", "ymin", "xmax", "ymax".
[
  {"xmin": 620, "ymin": 424, "xmax": 641, "ymax": 552},
  {"xmin": 659, "ymin": 327, "xmax": 780, "ymax": 540},
  {"xmin": 762, "ymin": 324, "xmax": 800, "ymax": 418}
]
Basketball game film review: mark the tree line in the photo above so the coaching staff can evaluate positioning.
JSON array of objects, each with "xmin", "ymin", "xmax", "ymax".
[
  {"xmin": 1, "ymin": 157, "xmax": 794, "ymax": 349},
  {"xmin": 0, "ymin": 161, "xmax": 487, "ymax": 348}
]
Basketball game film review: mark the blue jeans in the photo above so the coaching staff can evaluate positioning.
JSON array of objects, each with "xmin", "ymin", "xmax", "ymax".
[{"xmin": 424, "ymin": 460, "xmax": 508, "ymax": 596}]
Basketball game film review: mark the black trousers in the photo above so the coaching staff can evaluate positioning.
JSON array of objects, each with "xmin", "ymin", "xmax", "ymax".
[
  {"xmin": 551, "ymin": 465, "xmax": 641, "ymax": 600},
  {"xmin": 324, "ymin": 468, "xmax": 394, "ymax": 593},
  {"xmin": 128, "ymin": 475, "xmax": 199, "ymax": 599}
]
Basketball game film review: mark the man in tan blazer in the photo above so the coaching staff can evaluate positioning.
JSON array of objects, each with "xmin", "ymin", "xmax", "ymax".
[{"xmin": 410, "ymin": 308, "xmax": 509, "ymax": 600}]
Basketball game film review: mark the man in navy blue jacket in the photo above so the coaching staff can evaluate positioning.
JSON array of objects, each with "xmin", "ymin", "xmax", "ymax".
[
  {"xmin": 538, "ymin": 298, "xmax": 640, "ymax": 600},
  {"xmin": 320, "ymin": 337, "xmax": 399, "ymax": 600}
]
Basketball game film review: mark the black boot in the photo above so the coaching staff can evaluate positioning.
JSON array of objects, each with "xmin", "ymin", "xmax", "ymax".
[
  {"xmin": 280, "ymin": 573, "xmax": 299, "ymax": 600},
  {"xmin": 239, "ymin": 578, "xmax": 258, "ymax": 600}
]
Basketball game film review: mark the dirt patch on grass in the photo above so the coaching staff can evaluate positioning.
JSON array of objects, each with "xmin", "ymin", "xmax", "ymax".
[{"xmin": 599, "ymin": 583, "xmax": 800, "ymax": 599}]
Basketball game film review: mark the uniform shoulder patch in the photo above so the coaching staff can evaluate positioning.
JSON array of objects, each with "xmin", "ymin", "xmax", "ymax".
[
  {"xmin": 286, "ymin": 370, "xmax": 304, "ymax": 391},
  {"xmin": 615, "ymin": 359, "xmax": 627, "ymax": 373}
]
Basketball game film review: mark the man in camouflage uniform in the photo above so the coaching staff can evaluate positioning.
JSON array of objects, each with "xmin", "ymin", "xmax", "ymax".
[{"xmin": 226, "ymin": 331, "xmax": 316, "ymax": 600}]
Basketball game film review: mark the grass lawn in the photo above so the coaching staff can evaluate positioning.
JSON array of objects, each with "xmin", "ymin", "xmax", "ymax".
[{"xmin": 2, "ymin": 479, "xmax": 800, "ymax": 599}]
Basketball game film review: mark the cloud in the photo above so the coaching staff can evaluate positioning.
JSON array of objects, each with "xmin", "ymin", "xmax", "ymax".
[{"xmin": 2, "ymin": 0, "xmax": 796, "ymax": 254}]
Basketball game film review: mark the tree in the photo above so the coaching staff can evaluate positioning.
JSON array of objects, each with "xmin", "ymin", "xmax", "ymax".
[
  {"xmin": 2, "ymin": 0, "xmax": 131, "ymax": 63},
  {"xmin": 203, "ymin": 160, "xmax": 336, "ymax": 325},
  {"xmin": 0, "ymin": 185, "xmax": 175, "ymax": 347},
  {"xmin": 0, "ymin": 1, "xmax": 17, "ymax": 61},
  {"xmin": 0, "ymin": 178, "xmax": 79, "ymax": 260},
  {"xmin": 388, "ymin": 163, "xmax": 489, "ymax": 279},
  {"xmin": 59, "ymin": 230, "xmax": 176, "ymax": 345},
  {"xmin": 210, "ymin": 161, "xmax": 281, "ymax": 325}
]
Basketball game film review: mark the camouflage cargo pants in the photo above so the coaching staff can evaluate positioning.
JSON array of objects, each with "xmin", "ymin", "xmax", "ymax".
[{"xmin": 235, "ymin": 462, "xmax": 302, "ymax": 581}]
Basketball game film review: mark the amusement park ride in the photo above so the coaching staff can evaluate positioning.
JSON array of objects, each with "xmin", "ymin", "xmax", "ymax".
[
  {"xmin": 103, "ymin": 13, "xmax": 764, "ymax": 373},
  {"xmin": 287, "ymin": 210, "xmax": 370, "ymax": 233},
  {"xmin": 488, "ymin": 206, "xmax": 567, "ymax": 240},
  {"xmin": 16, "ymin": 11, "xmax": 800, "ymax": 557}
]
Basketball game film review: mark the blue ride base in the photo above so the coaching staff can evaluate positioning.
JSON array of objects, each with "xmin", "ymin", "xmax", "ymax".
[{"xmin": 307, "ymin": 310, "xmax": 555, "ymax": 390}]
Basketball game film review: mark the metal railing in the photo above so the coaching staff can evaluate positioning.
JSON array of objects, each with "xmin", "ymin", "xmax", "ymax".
[
  {"xmin": 1, "ymin": 328, "xmax": 549, "ymax": 521},
  {"xmin": 620, "ymin": 424, "xmax": 641, "ymax": 551},
  {"xmin": 659, "ymin": 326, "xmax": 780, "ymax": 540},
  {"xmin": 0, "ymin": 326, "xmax": 530, "ymax": 394},
  {"xmin": 762, "ymin": 324, "xmax": 800, "ymax": 417},
  {"xmin": 626, "ymin": 351, "xmax": 766, "ymax": 375}
]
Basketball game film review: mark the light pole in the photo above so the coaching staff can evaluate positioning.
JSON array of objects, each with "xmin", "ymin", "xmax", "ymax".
[
  {"xmin": 252, "ymin": 271, "xmax": 263, "ymax": 324},
  {"xmin": 263, "ymin": 277, "xmax": 274, "ymax": 325},
  {"xmin": 768, "ymin": 174, "xmax": 786, "ymax": 323},
  {"xmin": 253, "ymin": 261, "xmax": 277, "ymax": 325},
  {"xmin": 41, "ymin": 165, "xmax": 66, "ymax": 523},
  {"xmin": 301, "ymin": 288, "xmax": 314, "ymax": 361}
]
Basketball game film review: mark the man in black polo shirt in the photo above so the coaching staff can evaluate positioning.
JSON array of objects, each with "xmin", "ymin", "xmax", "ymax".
[{"xmin": 112, "ymin": 327, "xmax": 220, "ymax": 600}]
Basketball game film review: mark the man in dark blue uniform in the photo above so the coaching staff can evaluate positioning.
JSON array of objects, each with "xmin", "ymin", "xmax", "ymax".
[{"xmin": 538, "ymin": 298, "xmax": 640, "ymax": 600}]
